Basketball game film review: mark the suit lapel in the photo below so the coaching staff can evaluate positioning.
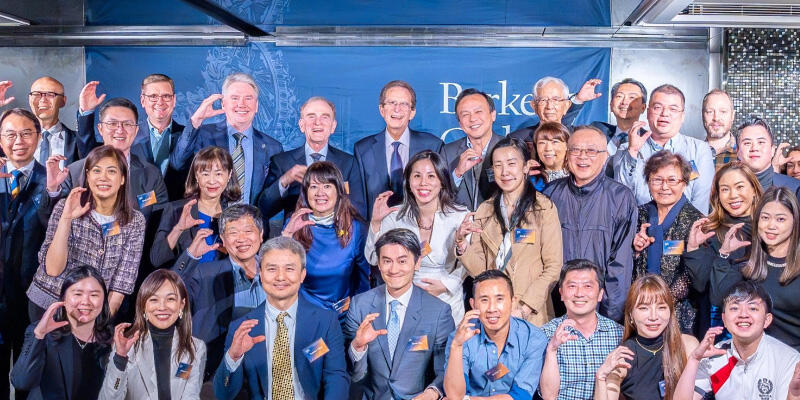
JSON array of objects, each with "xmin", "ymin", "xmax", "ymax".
[
  {"xmin": 57, "ymin": 336, "xmax": 74, "ymax": 399},
  {"xmin": 0, "ymin": 164, "xmax": 12, "ymax": 229},
  {"xmin": 250, "ymin": 130, "xmax": 269, "ymax": 204},
  {"xmin": 408, "ymin": 130, "xmax": 427, "ymax": 161},
  {"xmin": 371, "ymin": 289, "xmax": 392, "ymax": 367},
  {"xmin": 291, "ymin": 146, "xmax": 306, "ymax": 166},
  {"xmin": 170, "ymin": 334, "xmax": 188, "ymax": 400},
  {"xmin": 138, "ymin": 333, "xmax": 159, "ymax": 397},
  {"xmin": 391, "ymin": 288, "xmax": 422, "ymax": 372},
  {"xmin": 9, "ymin": 163, "xmax": 44, "ymax": 230},
  {"xmin": 188, "ymin": 200, "xmax": 202, "ymax": 238},
  {"xmin": 371, "ymin": 134, "xmax": 390, "ymax": 179},
  {"xmin": 242, "ymin": 304, "xmax": 270, "ymax": 397}
]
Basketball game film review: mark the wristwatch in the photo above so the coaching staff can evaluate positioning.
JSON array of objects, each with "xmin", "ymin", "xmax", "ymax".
[{"xmin": 463, "ymin": 396, "xmax": 471, "ymax": 400}]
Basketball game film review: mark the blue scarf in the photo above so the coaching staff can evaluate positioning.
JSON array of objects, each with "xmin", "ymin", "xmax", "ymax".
[{"xmin": 646, "ymin": 195, "xmax": 688, "ymax": 274}]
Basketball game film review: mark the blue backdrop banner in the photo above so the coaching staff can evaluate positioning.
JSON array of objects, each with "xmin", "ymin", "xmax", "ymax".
[{"xmin": 85, "ymin": 44, "xmax": 610, "ymax": 152}]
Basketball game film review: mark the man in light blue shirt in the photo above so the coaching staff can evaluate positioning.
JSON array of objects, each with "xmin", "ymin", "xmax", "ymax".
[
  {"xmin": 612, "ymin": 84, "xmax": 714, "ymax": 213},
  {"xmin": 444, "ymin": 270, "xmax": 548, "ymax": 400}
]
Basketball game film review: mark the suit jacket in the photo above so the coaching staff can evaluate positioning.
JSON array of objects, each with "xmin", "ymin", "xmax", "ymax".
[
  {"xmin": 172, "ymin": 253, "xmax": 238, "ymax": 380},
  {"xmin": 151, "ymin": 198, "xmax": 226, "ymax": 269},
  {"xmin": 353, "ymin": 129, "xmax": 443, "ymax": 218},
  {"xmin": 78, "ymin": 112, "xmax": 189, "ymax": 202},
  {"xmin": 507, "ymin": 101, "xmax": 584, "ymax": 146},
  {"xmin": 774, "ymin": 173, "xmax": 800, "ymax": 199},
  {"xmin": 213, "ymin": 296, "xmax": 349, "ymax": 400},
  {"xmin": 342, "ymin": 286, "xmax": 454, "ymax": 400},
  {"xmin": 169, "ymin": 121, "xmax": 283, "ymax": 205},
  {"xmin": 440, "ymin": 133, "xmax": 503, "ymax": 211},
  {"xmin": 99, "ymin": 333, "xmax": 207, "ymax": 400},
  {"xmin": 0, "ymin": 162, "xmax": 49, "ymax": 322},
  {"xmin": 10, "ymin": 324, "xmax": 111, "ymax": 400},
  {"xmin": 60, "ymin": 125, "xmax": 84, "ymax": 164},
  {"xmin": 258, "ymin": 144, "xmax": 366, "ymax": 221}
]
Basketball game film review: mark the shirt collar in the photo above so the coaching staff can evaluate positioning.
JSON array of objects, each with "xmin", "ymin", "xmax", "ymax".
[
  {"xmin": 647, "ymin": 132, "xmax": 684, "ymax": 151},
  {"xmin": 730, "ymin": 334, "xmax": 766, "ymax": 363},
  {"xmin": 42, "ymin": 121, "xmax": 65, "ymax": 138},
  {"xmin": 266, "ymin": 296, "xmax": 299, "ymax": 322},
  {"xmin": 6, "ymin": 159, "xmax": 36, "ymax": 176},
  {"xmin": 230, "ymin": 257, "xmax": 261, "ymax": 285},
  {"xmin": 479, "ymin": 316, "xmax": 518, "ymax": 349},
  {"xmin": 385, "ymin": 127, "xmax": 410, "ymax": 149},
  {"xmin": 147, "ymin": 119, "xmax": 173, "ymax": 137},
  {"xmin": 465, "ymin": 135, "xmax": 492, "ymax": 158},
  {"xmin": 304, "ymin": 142, "xmax": 329, "ymax": 158},
  {"xmin": 226, "ymin": 123, "xmax": 254, "ymax": 138},
  {"xmin": 385, "ymin": 285, "xmax": 414, "ymax": 309}
]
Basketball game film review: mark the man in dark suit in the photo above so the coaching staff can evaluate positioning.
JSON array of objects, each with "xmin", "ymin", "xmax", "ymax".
[
  {"xmin": 28, "ymin": 77, "xmax": 86, "ymax": 167},
  {"xmin": 344, "ymin": 228, "xmax": 454, "ymax": 400},
  {"xmin": 172, "ymin": 204, "xmax": 266, "ymax": 381},
  {"xmin": 590, "ymin": 78, "xmax": 648, "ymax": 157},
  {"xmin": 170, "ymin": 72, "xmax": 283, "ymax": 207},
  {"xmin": 0, "ymin": 108, "xmax": 49, "ymax": 400},
  {"xmin": 736, "ymin": 116, "xmax": 800, "ymax": 196},
  {"xmin": 259, "ymin": 96, "xmax": 365, "ymax": 222},
  {"xmin": 509, "ymin": 77, "xmax": 603, "ymax": 147},
  {"xmin": 353, "ymin": 80, "xmax": 443, "ymax": 216},
  {"xmin": 76, "ymin": 75, "xmax": 189, "ymax": 201},
  {"xmin": 213, "ymin": 236, "xmax": 349, "ymax": 400},
  {"xmin": 440, "ymin": 89, "xmax": 503, "ymax": 211}
]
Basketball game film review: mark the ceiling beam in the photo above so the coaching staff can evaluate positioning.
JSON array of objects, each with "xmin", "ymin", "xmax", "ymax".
[{"xmin": 179, "ymin": 0, "xmax": 270, "ymax": 37}]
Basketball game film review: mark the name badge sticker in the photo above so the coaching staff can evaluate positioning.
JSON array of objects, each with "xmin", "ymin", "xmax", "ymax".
[
  {"xmin": 302, "ymin": 338, "xmax": 330, "ymax": 363},
  {"xmin": 175, "ymin": 362, "xmax": 192, "ymax": 379},
  {"xmin": 689, "ymin": 160, "xmax": 700, "ymax": 181},
  {"xmin": 136, "ymin": 191, "xmax": 157, "ymax": 208},
  {"xmin": 344, "ymin": 181, "xmax": 350, "ymax": 194},
  {"xmin": 514, "ymin": 229, "xmax": 535, "ymax": 244},
  {"xmin": 421, "ymin": 241, "xmax": 433, "ymax": 257},
  {"xmin": 663, "ymin": 240, "xmax": 685, "ymax": 256},
  {"xmin": 658, "ymin": 380, "xmax": 666, "ymax": 398},
  {"xmin": 406, "ymin": 335, "xmax": 429, "ymax": 352},
  {"xmin": 486, "ymin": 169, "xmax": 495, "ymax": 183},
  {"xmin": 485, "ymin": 362, "xmax": 510, "ymax": 381},
  {"xmin": 332, "ymin": 296, "xmax": 351, "ymax": 314},
  {"xmin": 101, "ymin": 221, "xmax": 121, "ymax": 237}
]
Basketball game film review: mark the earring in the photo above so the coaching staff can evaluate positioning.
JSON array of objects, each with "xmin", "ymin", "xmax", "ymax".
[
  {"xmin": 143, "ymin": 313, "xmax": 148, "ymax": 320},
  {"xmin": 179, "ymin": 311, "xmax": 183, "ymax": 319}
]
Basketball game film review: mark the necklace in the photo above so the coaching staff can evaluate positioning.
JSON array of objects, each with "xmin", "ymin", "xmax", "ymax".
[
  {"xmin": 767, "ymin": 260, "xmax": 787, "ymax": 268},
  {"xmin": 74, "ymin": 335, "xmax": 90, "ymax": 350},
  {"xmin": 634, "ymin": 337, "xmax": 663, "ymax": 356}
]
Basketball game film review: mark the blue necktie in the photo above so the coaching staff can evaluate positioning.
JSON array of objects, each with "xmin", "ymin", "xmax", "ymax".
[
  {"xmin": 39, "ymin": 130, "xmax": 51, "ymax": 162},
  {"xmin": 310, "ymin": 152, "xmax": 322, "ymax": 163},
  {"xmin": 387, "ymin": 300, "xmax": 400, "ymax": 359},
  {"xmin": 389, "ymin": 141, "xmax": 404, "ymax": 204},
  {"xmin": 9, "ymin": 170, "xmax": 22, "ymax": 199}
]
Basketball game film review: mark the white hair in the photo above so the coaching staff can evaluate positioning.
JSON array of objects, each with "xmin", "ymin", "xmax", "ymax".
[
  {"xmin": 222, "ymin": 72, "xmax": 259, "ymax": 97},
  {"xmin": 533, "ymin": 76, "xmax": 569, "ymax": 100}
]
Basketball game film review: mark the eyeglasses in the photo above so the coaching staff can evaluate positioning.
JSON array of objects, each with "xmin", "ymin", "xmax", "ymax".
[
  {"xmin": 567, "ymin": 147, "xmax": 607, "ymax": 158},
  {"xmin": 649, "ymin": 177, "xmax": 685, "ymax": 187},
  {"xmin": 382, "ymin": 100, "xmax": 412, "ymax": 110},
  {"xmin": 1, "ymin": 130, "xmax": 36, "ymax": 141},
  {"xmin": 536, "ymin": 97, "xmax": 568, "ymax": 105},
  {"xmin": 650, "ymin": 103, "xmax": 684, "ymax": 116},
  {"xmin": 142, "ymin": 93, "xmax": 174, "ymax": 102},
  {"xmin": 101, "ymin": 121, "xmax": 138, "ymax": 131},
  {"xmin": 28, "ymin": 91, "xmax": 63, "ymax": 100}
]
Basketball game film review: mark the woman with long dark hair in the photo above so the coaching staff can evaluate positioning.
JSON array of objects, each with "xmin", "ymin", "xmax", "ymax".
[
  {"xmin": 100, "ymin": 269, "xmax": 206, "ymax": 399},
  {"xmin": 365, "ymin": 150, "xmax": 469, "ymax": 322},
  {"xmin": 27, "ymin": 145, "xmax": 145, "ymax": 318},
  {"xmin": 11, "ymin": 266, "xmax": 113, "ymax": 399},
  {"xmin": 594, "ymin": 275, "xmax": 698, "ymax": 400},
  {"xmin": 280, "ymin": 161, "xmax": 370, "ymax": 317},
  {"xmin": 151, "ymin": 146, "xmax": 241, "ymax": 267},
  {"xmin": 456, "ymin": 137, "xmax": 563, "ymax": 326}
]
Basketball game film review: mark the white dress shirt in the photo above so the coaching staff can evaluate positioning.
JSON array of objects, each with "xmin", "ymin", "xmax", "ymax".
[{"xmin": 34, "ymin": 121, "xmax": 67, "ymax": 168}]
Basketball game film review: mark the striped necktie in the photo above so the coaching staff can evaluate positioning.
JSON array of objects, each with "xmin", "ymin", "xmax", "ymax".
[
  {"xmin": 272, "ymin": 312, "xmax": 294, "ymax": 400},
  {"xmin": 232, "ymin": 132, "xmax": 246, "ymax": 193},
  {"xmin": 39, "ymin": 130, "xmax": 51, "ymax": 162},
  {"xmin": 9, "ymin": 170, "xmax": 23, "ymax": 199}
]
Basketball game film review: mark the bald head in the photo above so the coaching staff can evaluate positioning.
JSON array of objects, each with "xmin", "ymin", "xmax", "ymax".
[
  {"xmin": 567, "ymin": 126, "xmax": 609, "ymax": 187},
  {"xmin": 29, "ymin": 76, "xmax": 66, "ymax": 129}
]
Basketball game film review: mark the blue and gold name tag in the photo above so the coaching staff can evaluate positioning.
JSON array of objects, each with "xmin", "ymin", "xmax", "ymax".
[
  {"xmin": 421, "ymin": 241, "xmax": 432, "ymax": 257},
  {"xmin": 175, "ymin": 362, "xmax": 192, "ymax": 379},
  {"xmin": 302, "ymin": 338, "xmax": 330, "ymax": 363},
  {"xmin": 689, "ymin": 160, "xmax": 700, "ymax": 181},
  {"xmin": 136, "ymin": 191, "xmax": 157, "ymax": 208},
  {"xmin": 101, "ymin": 221, "xmax": 121, "ymax": 237},
  {"xmin": 658, "ymin": 380, "xmax": 666, "ymax": 398},
  {"xmin": 344, "ymin": 181, "xmax": 350, "ymax": 194},
  {"xmin": 406, "ymin": 335, "xmax": 429, "ymax": 352},
  {"xmin": 514, "ymin": 229, "xmax": 535, "ymax": 244},
  {"xmin": 663, "ymin": 240, "xmax": 685, "ymax": 256},
  {"xmin": 332, "ymin": 296, "xmax": 351, "ymax": 314},
  {"xmin": 485, "ymin": 362, "xmax": 510, "ymax": 381}
]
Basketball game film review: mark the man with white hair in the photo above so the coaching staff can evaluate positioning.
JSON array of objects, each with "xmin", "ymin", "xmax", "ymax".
[
  {"xmin": 509, "ymin": 76, "xmax": 602, "ymax": 146},
  {"xmin": 170, "ymin": 72, "xmax": 283, "ymax": 205}
]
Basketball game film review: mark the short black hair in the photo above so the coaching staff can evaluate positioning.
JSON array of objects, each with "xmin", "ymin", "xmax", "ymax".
[
  {"xmin": 736, "ymin": 115, "xmax": 775, "ymax": 146},
  {"xmin": 0, "ymin": 108, "xmax": 41, "ymax": 133},
  {"xmin": 98, "ymin": 97, "xmax": 139, "ymax": 122},
  {"xmin": 722, "ymin": 280, "xmax": 773, "ymax": 314},
  {"xmin": 374, "ymin": 228, "xmax": 421, "ymax": 262},
  {"xmin": 611, "ymin": 78, "xmax": 647, "ymax": 101},
  {"xmin": 455, "ymin": 88, "xmax": 495, "ymax": 114},
  {"xmin": 472, "ymin": 269, "xmax": 514, "ymax": 297},
  {"xmin": 558, "ymin": 259, "xmax": 605, "ymax": 288}
]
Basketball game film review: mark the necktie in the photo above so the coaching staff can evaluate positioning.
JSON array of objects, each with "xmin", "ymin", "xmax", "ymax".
[
  {"xmin": 232, "ymin": 133, "xmax": 246, "ymax": 193},
  {"xmin": 387, "ymin": 300, "xmax": 400, "ymax": 359},
  {"xmin": 9, "ymin": 170, "xmax": 22, "ymax": 199},
  {"xmin": 39, "ymin": 130, "xmax": 51, "ymax": 162},
  {"xmin": 153, "ymin": 131, "xmax": 170, "ymax": 175},
  {"xmin": 310, "ymin": 152, "xmax": 322, "ymax": 163},
  {"xmin": 272, "ymin": 312, "xmax": 293, "ymax": 400},
  {"xmin": 389, "ymin": 141, "xmax": 404, "ymax": 205}
]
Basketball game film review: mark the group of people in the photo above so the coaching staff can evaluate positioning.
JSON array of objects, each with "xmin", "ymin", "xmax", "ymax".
[{"xmin": 1, "ymin": 70, "xmax": 800, "ymax": 400}]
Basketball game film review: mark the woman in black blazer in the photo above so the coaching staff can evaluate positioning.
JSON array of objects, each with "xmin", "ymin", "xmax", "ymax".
[
  {"xmin": 150, "ymin": 146, "xmax": 241, "ymax": 268},
  {"xmin": 11, "ymin": 266, "xmax": 113, "ymax": 399}
]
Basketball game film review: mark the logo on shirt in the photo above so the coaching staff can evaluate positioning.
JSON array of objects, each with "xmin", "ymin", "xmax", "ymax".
[{"xmin": 757, "ymin": 378, "xmax": 773, "ymax": 398}]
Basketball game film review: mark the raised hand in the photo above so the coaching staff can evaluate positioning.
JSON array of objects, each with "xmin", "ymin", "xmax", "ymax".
[
  {"xmin": 227, "ymin": 319, "xmax": 266, "ymax": 362},
  {"xmin": 351, "ymin": 313, "xmax": 388, "ymax": 352},
  {"xmin": 190, "ymin": 94, "xmax": 225, "ymax": 129},
  {"xmin": 547, "ymin": 319, "xmax": 579, "ymax": 353},
  {"xmin": 279, "ymin": 164, "xmax": 308, "ymax": 187},
  {"xmin": 789, "ymin": 362, "xmax": 800, "ymax": 398},
  {"xmin": 626, "ymin": 120, "xmax": 651, "ymax": 158},
  {"xmin": 370, "ymin": 191, "xmax": 400, "ymax": 231},
  {"xmin": 454, "ymin": 147, "xmax": 482, "ymax": 178},
  {"xmin": 687, "ymin": 217, "xmax": 715, "ymax": 252},
  {"xmin": 113, "ymin": 322, "xmax": 141, "ymax": 357},
  {"xmin": 174, "ymin": 199, "xmax": 204, "ymax": 232},
  {"xmin": 418, "ymin": 278, "xmax": 447, "ymax": 297},
  {"xmin": 690, "ymin": 326, "xmax": 726, "ymax": 362},
  {"xmin": 455, "ymin": 212, "xmax": 481, "ymax": 254},
  {"xmin": 575, "ymin": 78, "xmax": 603, "ymax": 103},
  {"xmin": 772, "ymin": 142, "xmax": 791, "ymax": 172},
  {"xmin": 719, "ymin": 222, "xmax": 751, "ymax": 256},
  {"xmin": 281, "ymin": 208, "xmax": 315, "ymax": 237},
  {"xmin": 596, "ymin": 346, "xmax": 634, "ymax": 382},
  {"xmin": 33, "ymin": 301, "xmax": 69, "ymax": 339},
  {"xmin": 187, "ymin": 228, "xmax": 220, "ymax": 259},
  {"xmin": 0, "ymin": 158, "xmax": 11, "ymax": 178},
  {"xmin": 0, "ymin": 80, "xmax": 15, "ymax": 107},
  {"xmin": 60, "ymin": 187, "xmax": 90, "ymax": 222},
  {"xmin": 633, "ymin": 223, "xmax": 655, "ymax": 253},
  {"xmin": 45, "ymin": 155, "xmax": 69, "ymax": 192},
  {"xmin": 79, "ymin": 81, "xmax": 106, "ymax": 112},
  {"xmin": 452, "ymin": 310, "xmax": 481, "ymax": 347}
]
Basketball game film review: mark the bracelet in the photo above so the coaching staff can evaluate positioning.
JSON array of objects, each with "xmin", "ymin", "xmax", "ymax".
[{"xmin": 719, "ymin": 250, "xmax": 730, "ymax": 259}]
